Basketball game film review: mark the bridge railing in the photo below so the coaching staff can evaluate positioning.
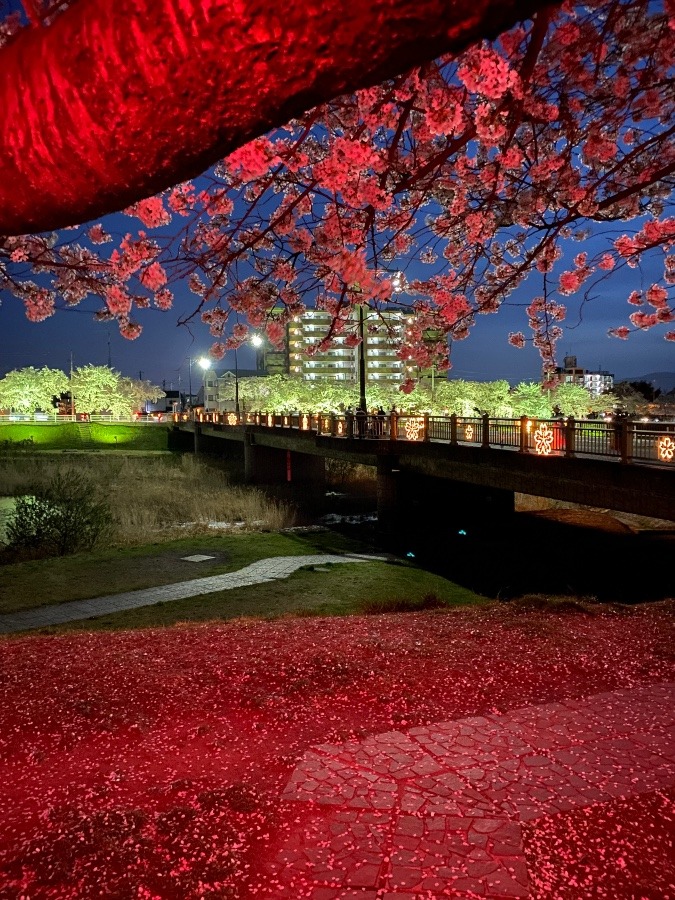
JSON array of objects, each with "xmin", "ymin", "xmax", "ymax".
[
  {"xmin": 181, "ymin": 411, "xmax": 675, "ymax": 468},
  {"xmin": 0, "ymin": 413, "xmax": 168, "ymax": 424}
]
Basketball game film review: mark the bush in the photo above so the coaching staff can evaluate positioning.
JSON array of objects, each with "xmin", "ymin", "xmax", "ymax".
[{"xmin": 5, "ymin": 473, "xmax": 113, "ymax": 557}]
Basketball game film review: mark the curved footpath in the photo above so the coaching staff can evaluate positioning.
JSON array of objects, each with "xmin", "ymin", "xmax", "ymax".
[
  {"xmin": 0, "ymin": 553, "xmax": 387, "ymax": 634},
  {"xmin": 276, "ymin": 681, "xmax": 675, "ymax": 897}
]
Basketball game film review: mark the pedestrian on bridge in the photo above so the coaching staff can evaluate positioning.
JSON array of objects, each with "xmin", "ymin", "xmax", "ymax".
[{"xmin": 355, "ymin": 406, "xmax": 367, "ymax": 439}]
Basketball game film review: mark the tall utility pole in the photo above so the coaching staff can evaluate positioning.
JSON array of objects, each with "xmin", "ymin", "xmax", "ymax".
[
  {"xmin": 69, "ymin": 350, "xmax": 75, "ymax": 417},
  {"xmin": 234, "ymin": 348, "xmax": 240, "ymax": 414},
  {"xmin": 358, "ymin": 305, "xmax": 367, "ymax": 411}
]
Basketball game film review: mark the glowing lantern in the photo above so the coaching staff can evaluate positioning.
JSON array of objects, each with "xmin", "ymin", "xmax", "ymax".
[
  {"xmin": 302, "ymin": 414, "xmax": 309, "ymax": 430},
  {"xmin": 267, "ymin": 414, "xmax": 273, "ymax": 427},
  {"xmin": 534, "ymin": 422, "xmax": 554, "ymax": 455},
  {"xmin": 337, "ymin": 421, "xmax": 344, "ymax": 435},
  {"xmin": 404, "ymin": 417, "xmax": 424, "ymax": 441},
  {"xmin": 657, "ymin": 435, "xmax": 675, "ymax": 462}
]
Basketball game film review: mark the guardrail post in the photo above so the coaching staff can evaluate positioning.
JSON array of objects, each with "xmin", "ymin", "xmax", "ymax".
[
  {"xmin": 519, "ymin": 416, "xmax": 528, "ymax": 452},
  {"xmin": 390, "ymin": 410, "xmax": 398, "ymax": 441},
  {"xmin": 565, "ymin": 416, "xmax": 576, "ymax": 458},
  {"xmin": 450, "ymin": 413, "xmax": 458, "ymax": 445},
  {"xmin": 481, "ymin": 414, "xmax": 490, "ymax": 448},
  {"xmin": 346, "ymin": 412, "xmax": 354, "ymax": 438},
  {"xmin": 423, "ymin": 413, "xmax": 430, "ymax": 442}
]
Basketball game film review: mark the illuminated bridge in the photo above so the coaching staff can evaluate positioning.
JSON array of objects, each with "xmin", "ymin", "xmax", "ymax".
[{"xmin": 172, "ymin": 411, "xmax": 675, "ymax": 527}]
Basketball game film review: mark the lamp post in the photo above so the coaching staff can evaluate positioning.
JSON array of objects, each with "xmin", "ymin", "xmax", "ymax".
[
  {"xmin": 233, "ymin": 348, "xmax": 240, "ymax": 414},
  {"xmin": 358, "ymin": 305, "xmax": 367, "ymax": 412},
  {"xmin": 198, "ymin": 356, "xmax": 211, "ymax": 410},
  {"xmin": 251, "ymin": 333, "xmax": 263, "ymax": 376},
  {"xmin": 231, "ymin": 334, "xmax": 265, "ymax": 411}
]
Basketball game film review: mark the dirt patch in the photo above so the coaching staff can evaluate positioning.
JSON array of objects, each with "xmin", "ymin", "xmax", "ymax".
[{"xmin": 529, "ymin": 508, "xmax": 636, "ymax": 534}]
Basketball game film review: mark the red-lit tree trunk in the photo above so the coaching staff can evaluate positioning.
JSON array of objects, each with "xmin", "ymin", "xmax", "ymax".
[{"xmin": 0, "ymin": 0, "xmax": 555, "ymax": 236}]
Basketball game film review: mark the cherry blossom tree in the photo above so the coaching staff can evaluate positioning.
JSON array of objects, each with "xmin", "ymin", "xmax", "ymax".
[
  {"xmin": 69, "ymin": 366, "xmax": 164, "ymax": 416},
  {"xmin": 1, "ymin": 0, "xmax": 673, "ymax": 381},
  {"xmin": 0, "ymin": 366, "xmax": 68, "ymax": 413}
]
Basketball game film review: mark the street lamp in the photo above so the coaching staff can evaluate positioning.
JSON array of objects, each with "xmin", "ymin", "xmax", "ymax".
[
  {"xmin": 250, "ymin": 333, "xmax": 264, "ymax": 378},
  {"xmin": 198, "ymin": 356, "xmax": 211, "ymax": 410},
  {"xmin": 357, "ymin": 268, "xmax": 407, "ymax": 412},
  {"xmin": 232, "ymin": 348, "xmax": 240, "ymax": 414},
  {"xmin": 358, "ymin": 305, "xmax": 367, "ymax": 412}
]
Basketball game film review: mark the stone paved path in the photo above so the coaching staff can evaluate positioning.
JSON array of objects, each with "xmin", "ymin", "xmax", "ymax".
[
  {"xmin": 0, "ymin": 553, "xmax": 386, "ymax": 633},
  {"xmin": 276, "ymin": 681, "xmax": 675, "ymax": 897}
]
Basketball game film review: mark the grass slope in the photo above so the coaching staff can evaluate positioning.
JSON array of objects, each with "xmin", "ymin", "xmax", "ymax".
[
  {"xmin": 0, "ymin": 531, "xmax": 366, "ymax": 614},
  {"xmin": 0, "ymin": 528, "xmax": 485, "ymax": 633},
  {"xmin": 0, "ymin": 422, "xmax": 168, "ymax": 450}
]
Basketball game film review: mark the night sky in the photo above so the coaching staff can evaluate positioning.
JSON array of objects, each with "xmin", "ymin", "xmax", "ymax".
[{"xmin": 2, "ymin": 230, "xmax": 672, "ymax": 389}]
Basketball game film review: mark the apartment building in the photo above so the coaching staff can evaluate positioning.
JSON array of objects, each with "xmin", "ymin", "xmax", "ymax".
[
  {"xmin": 269, "ymin": 308, "xmax": 411, "ymax": 383},
  {"xmin": 546, "ymin": 355, "xmax": 614, "ymax": 396}
]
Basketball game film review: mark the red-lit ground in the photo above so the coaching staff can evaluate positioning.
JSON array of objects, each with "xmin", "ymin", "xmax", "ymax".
[{"xmin": 1, "ymin": 602, "xmax": 673, "ymax": 898}]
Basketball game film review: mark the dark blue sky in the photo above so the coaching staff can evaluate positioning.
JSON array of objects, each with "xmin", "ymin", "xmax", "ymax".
[
  {"xmin": 1, "ymin": 240, "xmax": 672, "ymax": 386},
  {"xmin": 0, "ymin": 216, "xmax": 675, "ymax": 388},
  {"xmin": 1, "ymin": 257, "xmax": 673, "ymax": 387}
]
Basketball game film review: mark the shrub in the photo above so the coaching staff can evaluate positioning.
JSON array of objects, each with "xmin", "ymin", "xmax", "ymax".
[{"xmin": 5, "ymin": 472, "xmax": 113, "ymax": 557}]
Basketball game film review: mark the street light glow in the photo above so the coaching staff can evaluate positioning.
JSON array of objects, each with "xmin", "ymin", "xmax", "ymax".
[
  {"xmin": 390, "ymin": 271, "xmax": 407, "ymax": 293},
  {"xmin": 250, "ymin": 335, "xmax": 263, "ymax": 347},
  {"xmin": 198, "ymin": 356, "xmax": 211, "ymax": 370}
]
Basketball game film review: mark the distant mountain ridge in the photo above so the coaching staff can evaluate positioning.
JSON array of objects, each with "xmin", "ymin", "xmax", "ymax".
[{"xmin": 615, "ymin": 372, "xmax": 675, "ymax": 393}]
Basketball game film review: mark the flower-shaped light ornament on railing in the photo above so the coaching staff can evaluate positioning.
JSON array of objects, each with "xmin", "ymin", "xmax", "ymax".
[
  {"xmin": 464, "ymin": 424, "xmax": 474, "ymax": 441},
  {"xmin": 302, "ymin": 414, "xmax": 309, "ymax": 430},
  {"xmin": 657, "ymin": 435, "xmax": 675, "ymax": 462},
  {"xmin": 267, "ymin": 414, "xmax": 273, "ymax": 427},
  {"xmin": 404, "ymin": 417, "xmax": 425, "ymax": 441},
  {"xmin": 534, "ymin": 422, "xmax": 554, "ymax": 455},
  {"xmin": 337, "ymin": 420, "xmax": 344, "ymax": 435},
  {"xmin": 227, "ymin": 412, "xmax": 237, "ymax": 425}
]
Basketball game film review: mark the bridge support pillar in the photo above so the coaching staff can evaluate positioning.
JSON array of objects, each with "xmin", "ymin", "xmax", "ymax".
[
  {"xmin": 376, "ymin": 457, "xmax": 401, "ymax": 541},
  {"xmin": 244, "ymin": 438, "xmax": 287, "ymax": 484},
  {"xmin": 245, "ymin": 435, "xmax": 325, "ymax": 487},
  {"xmin": 289, "ymin": 451, "xmax": 326, "ymax": 486}
]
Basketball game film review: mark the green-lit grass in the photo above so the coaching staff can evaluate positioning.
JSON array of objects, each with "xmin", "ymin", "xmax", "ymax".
[
  {"xmin": 0, "ymin": 529, "xmax": 374, "ymax": 614},
  {"xmin": 0, "ymin": 422, "xmax": 168, "ymax": 451},
  {"xmin": 28, "ymin": 560, "xmax": 486, "ymax": 634}
]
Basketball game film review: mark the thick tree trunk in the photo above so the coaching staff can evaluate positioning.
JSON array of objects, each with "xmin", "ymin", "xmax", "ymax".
[{"xmin": 0, "ymin": 0, "xmax": 554, "ymax": 235}]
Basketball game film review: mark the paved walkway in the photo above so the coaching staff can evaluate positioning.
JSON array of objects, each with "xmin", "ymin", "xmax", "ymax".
[
  {"xmin": 0, "ymin": 553, "xmax": 387, "ymax": 634},
  {"xmin": 275, "ymin": 681, "xmax": 675, "ymax": 897}
]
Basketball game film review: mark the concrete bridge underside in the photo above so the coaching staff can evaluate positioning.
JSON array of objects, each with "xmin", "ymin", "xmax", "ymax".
[{"xmin": 173, "ymin": 424, "xmax": 675, "ymax": 526}]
